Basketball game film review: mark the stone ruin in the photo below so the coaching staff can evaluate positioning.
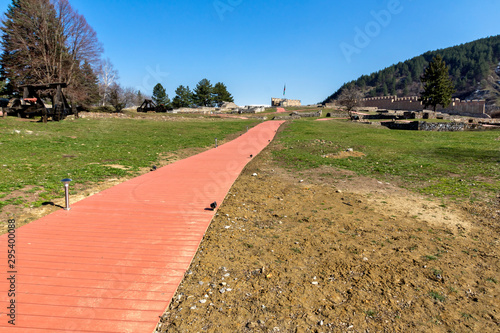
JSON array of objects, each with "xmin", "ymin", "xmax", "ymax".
[
  {"xmin": 360, "ymin": 95, "xmax": 488, "ymax": 118},
  {"xmin": 271, "ymin": 98, "xmax": 301, "ymax": 107},
  {"xmin": 273, "ymin": 110, "xmax": 322, "ymax": 120},
  {"xmin": 232, "ymin": 106, "xmax": 266, "ymax": 114}
]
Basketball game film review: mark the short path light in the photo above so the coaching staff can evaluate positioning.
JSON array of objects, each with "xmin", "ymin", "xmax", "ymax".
[
  {"xmin": 61, "ymin": 178, "xmax": 72, "ymax": 210},
  {"xmin": 215, "ymin": 138, "xmax": 218, "ymax": 148}
]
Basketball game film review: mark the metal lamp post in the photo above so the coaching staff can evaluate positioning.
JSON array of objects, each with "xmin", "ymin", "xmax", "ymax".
[{"xmin": 61, "ymin": 178, "xmax": 72, "ymax": 210}]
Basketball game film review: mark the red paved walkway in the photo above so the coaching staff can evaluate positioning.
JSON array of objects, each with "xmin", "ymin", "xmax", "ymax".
[{"xmin": 0, "ymin": 121, "xmax": 284, "ymax": 332}]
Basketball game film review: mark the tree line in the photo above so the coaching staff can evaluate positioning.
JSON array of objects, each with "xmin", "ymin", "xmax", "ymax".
[
  {"xmin": 151, "ymin": 79, "xmax": 234, "ymax": 110},
  {"xmin": 0, "ymin": 0, "xmax": 235, "ymax": 112},
  {"xmin": 324, "ymin": 35, "xmax": 500, "ymax": 103}
]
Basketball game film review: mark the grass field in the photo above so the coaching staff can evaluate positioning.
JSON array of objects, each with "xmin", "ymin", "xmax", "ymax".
[
  {"xmin": 1, "ymin": 115, "xmax": 498, "ymax": 213},
  {"xmin": 2, "ymin": 115, "xmax": 499, "ymax": 331},
  {"xmin": 273, "ymin": 119, "xmax": 500, "ymax": 203},
  {"xmin": 0, "ymin": 116, "xmax": 259, "ymax": 210}
]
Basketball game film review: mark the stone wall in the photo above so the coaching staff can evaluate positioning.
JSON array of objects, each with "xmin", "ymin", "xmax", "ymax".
[
  {"xmin": 232, "ymin": 106, "xmax": 266, "ymax": 114},
  {"xmin": 381, "ymin": 121, "xmax": 483, "ymax": 131},
  {"xmin": 326, "ymin": 112, "xmax": 349, "ymax": 118},
  {"xmin": 291, "ymin": 110, "xmax": 322, "ymax": 118},
  {"xmin": 418, "ymin": 122, "xmax": 468, "ymax": 131},
  {"xmin": 324, "ymin": 102, "xmax": 337, "ymax": 108},
  {"xmin": 361, "ymin": 96, "xmax": 486, "ymax": 117},
  {"xmin": 272, "ymin": 98, "xmax": 301, "ymax": 107},
  {"xmin": 173, "ymin": 107, "xmax": 216, "ymax": 114},
  {"xmin": 273, "ymin": 110, "xmax": 322, "ymax": 120}
]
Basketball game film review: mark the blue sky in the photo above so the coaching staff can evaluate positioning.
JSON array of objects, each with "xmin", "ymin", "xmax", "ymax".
[{"xmin": 1, "ymin": 0, "xmax": 499, "ymax": 105}]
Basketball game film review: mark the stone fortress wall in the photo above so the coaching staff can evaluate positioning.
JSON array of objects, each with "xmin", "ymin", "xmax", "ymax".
[
  {"xmin": 361, "ymin": 96, "xmax": 486, "ymax": 117},
  {"xmin": 271, "ymin": 98, "xmax": 301, "ymax": 107}
]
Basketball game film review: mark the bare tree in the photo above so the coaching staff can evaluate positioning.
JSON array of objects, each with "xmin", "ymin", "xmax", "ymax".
[
  {"xmin": 337, "ymin": 85, "xmax": 363, "ymax": 115},
  {"xmin": 98, "ymin": 58, "xmax": 118, "ymax": 106},
  {"xmin": 122, "ymin": 86, "xmax": 137, "ymax": 109},
  {"xmin": 53, "ymin": 0, "xmax": 102, "ymax": 89},
  {"xmin": 107, "ymin": 83, "xmax": 135, "ymax": 112}
]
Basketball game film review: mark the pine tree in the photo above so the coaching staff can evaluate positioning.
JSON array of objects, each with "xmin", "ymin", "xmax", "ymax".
[
  {"xmin": 382, "ymin": 83, "xmax": 388, "ymax": 96},
  {"xmin": 420, "ymin": 55, "xmax": 455, "ymax": 111},
  {"xmin": 172, "ymin": 85, "xmax": 193, "ymax": 109},
  {"xmin": 70, "ymin": 61, "xmax": 100, "ymax": 108},
  {"xmin": 212, "ymin": 82, "xmax": 234, "ymax": 107},
  {"xmin": 193, "ymin": 78, "xmax": 213, "ymax": 107},
  {"xmin": 152, "ymin": 83, "xmax": 170, "ymax": 107},
  {"xmin": 403, "ymin": 86, "xmax": 409, "ymax": 96}
]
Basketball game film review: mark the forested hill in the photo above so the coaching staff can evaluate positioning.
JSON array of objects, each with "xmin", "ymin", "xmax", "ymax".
[{"xmin": 323, "ymin": 35, "xmax": 500, "ymax": 106}]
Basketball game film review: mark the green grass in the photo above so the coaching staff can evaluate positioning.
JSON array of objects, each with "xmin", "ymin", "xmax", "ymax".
[
  {"xmin": 273, "ymin": 119, "xmax": 500, "ymax": 203},
  {"xmin": 429, "ymin": 290, "xmax": 445, "ymax": 302},
  {"xmin": 486, "ymin": 277, "xmax": 498, "ymax": 284},
  {"xmin": 425, "ymin": 255, "xmax": 439, "ymax": 261},
  {"xmin": 364, "ymin": 309, "xmax": 377, "ymax": 318},
  {"xmin": 461, "ymin": 313, "xmax": 474, "ymax": 320},
  {"xmin": 0, "ymin": 117, "xmax": 258, "ymax": 208}
]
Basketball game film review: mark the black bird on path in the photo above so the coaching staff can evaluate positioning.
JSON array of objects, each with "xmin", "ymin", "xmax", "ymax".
[{"xmin": 210, "ymin": 201, "xmax": 217, "ymax": 210}]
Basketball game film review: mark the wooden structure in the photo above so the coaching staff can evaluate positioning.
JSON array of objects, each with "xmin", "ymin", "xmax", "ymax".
[
  {"xmin": 5, "ymin": 82, "xmax": 74, "ymax": 122},
  {"xmin": 137, "ymin": 99, "xmax": 157, "ymax": 113},
  {"xmin": 137, "ymin": 99, "xmax": 168, "ymax": 113}
]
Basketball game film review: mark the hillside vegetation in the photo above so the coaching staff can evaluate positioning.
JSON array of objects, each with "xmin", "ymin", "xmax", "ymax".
[{"xmin": 324, "ymin": 35, "xmax": 500, "ymax": 108}]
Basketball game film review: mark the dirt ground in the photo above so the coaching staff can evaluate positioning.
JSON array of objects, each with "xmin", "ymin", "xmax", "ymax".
[
  {"xmin": 2, "ymin": 121, "xmax": 498, "ymax": 332},
  {"xmin": 158, "ymin": 143, "xmax": 499, "ymax": 332}
]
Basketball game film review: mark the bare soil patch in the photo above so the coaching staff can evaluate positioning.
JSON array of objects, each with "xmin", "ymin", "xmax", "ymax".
[{"xmin": 158, "ymin": 144, "xmax": 499, "ymax": 332}]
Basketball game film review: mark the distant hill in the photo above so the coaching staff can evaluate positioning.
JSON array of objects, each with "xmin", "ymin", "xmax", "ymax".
[{"xmin": 323, "ymin": 35, "xmax": 500, "ymax": 109}]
